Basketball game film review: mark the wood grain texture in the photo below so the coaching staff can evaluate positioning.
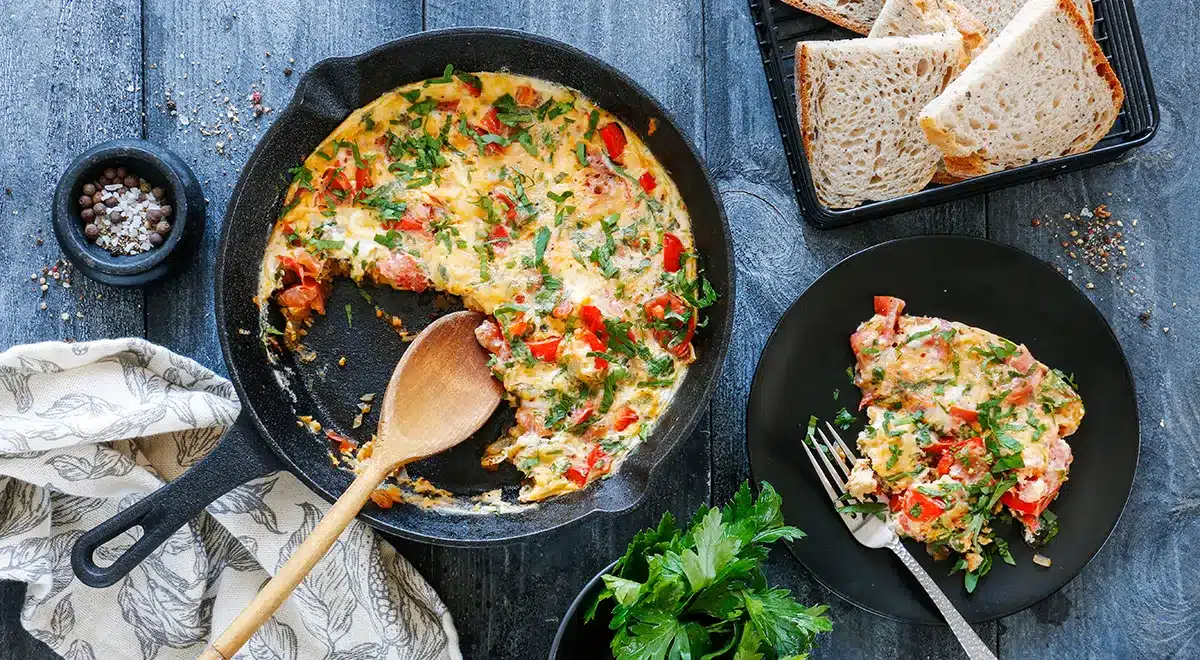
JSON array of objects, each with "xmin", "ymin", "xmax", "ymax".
[
  {"xmin": 987, "ymin": 2, "xmax": 1200, "ymax": 657},
  {"xmin": 141, "ymin": 0, "xmax": 424, "ymax": 369},
  {"xmin": 0, "ymin": 0, "xmax": 144, "ymax": 349}
]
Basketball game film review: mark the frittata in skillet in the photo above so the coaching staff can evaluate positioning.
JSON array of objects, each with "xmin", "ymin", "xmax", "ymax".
[
  {"xmin": 258, "ymin": 66, "xmax": 716, "ymax": 503},
  {"xmin": 844, "ymin": 296, "xmax": 1083, "ymax": 588}
]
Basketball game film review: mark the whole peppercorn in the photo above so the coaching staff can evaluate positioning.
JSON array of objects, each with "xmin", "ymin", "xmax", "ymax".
[
  {"xmin": 78, "ymin": 195, "xmax": 93, "ymax": 207},
  {"xmin": 84, "ymin": 224, "xmax": 100, "ymax": 240},
  {"xmin": 147, "ymin": 208, "xmax": 162, "ymax": 221},
  {"xmin": 103, "ymin": 196, "xmax": 118, "ymax": 208},
  {"xmin": 109, "ymin": 209, "xmax": 123, "ymax": 221},
  {"xmin": 159, "ymin": 204, "xmax": 172, "ymax": 217},
  {"xmin": 81, "ymin": 208, "xmax": 95, "ymax": 222},
  {"xmin": 123, "ymin": 175, "xmax": 138, "ymax": 188},
  {"xmin": 82, "ymin": 183, "xmax": 97, "ymax": 196},
  {"xmin": 151, "ymin": 187, "xmax": 165, "ymax": 199},
  {"xmin": 148, "ymin": 232, "xmax": 164, "ymax": 246},
  {"xmin": 155, "ymin": 221, "xmax": 171, "ymax": 234},
  {"xmin": 92, "ymin": 202, "xmax": 107, "ymax": 215},
  {"xmin": 103, "ymin": 167, "xmax": 117, "ymax": 180},
  {"xmin": 115, "ymin": 166, "xmax": 127, "ymax": 179}
]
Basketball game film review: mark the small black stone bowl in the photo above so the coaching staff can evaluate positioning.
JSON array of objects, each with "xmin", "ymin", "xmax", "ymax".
[{"xmin": 52, "ymin": 138, "xmax": 205, "ymax": 286}]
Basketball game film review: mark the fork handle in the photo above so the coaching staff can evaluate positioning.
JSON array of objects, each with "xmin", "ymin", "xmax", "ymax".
[{"xmin": 887, "ymin": 537, "xmax": 997, "ymax": 660}]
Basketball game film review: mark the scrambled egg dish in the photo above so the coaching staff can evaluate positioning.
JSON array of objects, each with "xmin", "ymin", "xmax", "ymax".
[
  {"xmin": 845, "ymin": 296, "xmax": 1083, "ymax": 586},
  {"xmin": 258, "ymin": 66, "xmax": 716, "ymax": 503}
]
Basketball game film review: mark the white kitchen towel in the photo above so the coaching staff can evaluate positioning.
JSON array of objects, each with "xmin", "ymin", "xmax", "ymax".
[{"xmin": 0, "ymin": 338, "xmax": 461, "ymax": 660}]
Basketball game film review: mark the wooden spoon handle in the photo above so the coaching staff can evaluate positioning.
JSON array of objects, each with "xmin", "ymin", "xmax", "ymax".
[{"xmin": 197, "ymin": 461, "xmax": 392, "ymax": 660}]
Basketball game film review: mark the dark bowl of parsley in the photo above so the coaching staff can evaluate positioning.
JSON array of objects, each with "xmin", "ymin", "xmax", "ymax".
[{"xmin": 547, "ymin": 482, "xmax": 832, "ymax": 659}]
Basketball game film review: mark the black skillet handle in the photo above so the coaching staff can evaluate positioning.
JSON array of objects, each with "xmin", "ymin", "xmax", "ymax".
[{"xmin": 71, "ymin": 413, "xmax": 281, "ymax": 588}]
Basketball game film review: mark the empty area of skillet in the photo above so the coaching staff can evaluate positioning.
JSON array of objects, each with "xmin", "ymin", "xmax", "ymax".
[
  {"xmin": 746, "ymin": 235, "xmax": 1139, "ymax": 624},
  {"xmin": 215, "ymin": 29, "xmax": 734, "ymax": 545}
]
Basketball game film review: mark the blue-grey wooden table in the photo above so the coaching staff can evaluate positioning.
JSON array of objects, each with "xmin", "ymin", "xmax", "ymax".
[{"xmin": 1, "ymin": 1, "xmax": 1195, "ymax": 658}]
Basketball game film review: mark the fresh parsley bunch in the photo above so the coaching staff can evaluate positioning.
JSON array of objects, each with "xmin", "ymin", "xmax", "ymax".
[{"xmin": 585, "ymin": 482, "xmax": 831, "ymax": 659}]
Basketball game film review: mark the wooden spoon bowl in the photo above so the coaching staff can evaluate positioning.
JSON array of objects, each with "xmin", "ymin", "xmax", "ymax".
[{"xmin": 199, "ymin": 310, "xmax": 502, "ymax": 660}]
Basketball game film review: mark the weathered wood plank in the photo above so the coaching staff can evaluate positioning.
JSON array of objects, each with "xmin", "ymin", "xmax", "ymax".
[
  {"xmin": 0, "ymin": 0, "xmax": 144, "ymax": 350},
  {"xmin": 410, "ymin": 2, "xmax": 711, "ymax": 658},
  {"xmin": 703, "ymin": 0, "xmax": 994, "ymax": 657},
  {"xmin": 988, "ymin": 1, "xmax": 1200, "ymax": 656},
  {"xmin": 140, "ymin": 0, "xmax": 424, "ymax": 369},
  {"xmin": 0, "ymin": 2, "xmax": 143, "ymax": 657}
]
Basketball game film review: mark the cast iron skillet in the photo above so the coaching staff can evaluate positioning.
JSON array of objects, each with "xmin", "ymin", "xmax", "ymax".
[
  {"xmin": 72, "ymin": 28, "xmax": 734, "ymax": 588},
  {"xmin": 747, "ymin": 236, "xmax": 1138, "ymax": 624}
]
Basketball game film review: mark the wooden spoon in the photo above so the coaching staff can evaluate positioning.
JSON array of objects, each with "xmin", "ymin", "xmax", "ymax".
[{"xmin": 199, "ymin": 310, "xmax": 502, "ymax": 660}]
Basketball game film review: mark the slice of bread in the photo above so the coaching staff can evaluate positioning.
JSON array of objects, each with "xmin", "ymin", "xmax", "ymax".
[
  {"xmin": 796, "ymin": 32, "xmax": 968, "ymax": 208},
  {"xmin": 955, "ymin": 0, "xmax": 1093, "ymax": 37},
  {"xmin": 870, "ymin": 0, "xmax": 991, "ymax": 57},
  {"xmin": 781, "ymin": 0, "xmax": 887, "ymax": 35},
  {"xmin": 918, "ymin": 0, "xmax": 1123, "ymax": 178}
]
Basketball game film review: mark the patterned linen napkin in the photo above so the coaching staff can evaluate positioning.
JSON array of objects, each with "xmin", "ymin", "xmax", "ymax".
[{"xmin": 0, "ymin": 338, "xmax": 460, "ymax": 660}]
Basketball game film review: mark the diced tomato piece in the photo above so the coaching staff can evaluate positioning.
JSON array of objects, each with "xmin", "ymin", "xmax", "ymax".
[
  {"xmin": 507, "ymin": 319, "xmax": 529, "ymax": 338},
  {"xmin": 922, "ymin": 437, "xmax": 960, "ymax": 454},
  {"xmin": 586, "ymin": 444, "xmax": 611, "ymax": 476},
  {"xmin": 937, "ymin": 453, "xmax": 954, "ymax": 476},
  {"xmin": 598, "ymin": 123, "xmax": 627, "ymax": 161},
  {"xmin": 874, "ymin": 295, "xmax": 906, "ymax": 316},
  {"xmin": 1001, "ymin": 489, "xmax": 1057, "ymax": 519},
  {"xmin": 579, "ymin": 328, "xmax": 608, "ymax": 370},
  {"xmin": 278, "ymin": 252, "xmax": 321, "ymax": 285},
  {"xmin": 494, "ymin": 192, "xmax": 518, "ymax": 221},
  {"xmin": 564, "ymin": 465, "xmax": 588, "ymax": 487},
  {"xmin": 325, "ymin": 429, "xmax": 357, "ymax": 454},
  {"xmin": 461, "ymin": 78, "xmax": 482, "ymax": 97},
  {"xmin": 515, "ymin": 85, "xmax": 539, "ymax": 107},
  {"xmin": 515, "ymin": 405, "xmax": 549, "ymax": 437},
  {"xmin": 1008, "ymin": 346, "xmax": 1035, "ymax": 373},
  {"xmin": 277, "ymin": 283, "xmax": 325, "ymax": 316},
  {"xmin": 552, "ymin": 300, "xmax": 574, "ymax": 319},
  {"xmin": 662, "ymin": 233, "xmax": 683, "ymax": 272},
  {"xmin": 480, "ymin": 107, "xmax": 504, "ymax": 135},
  {"xmin": 903, "ymin": 490, "xmax": 945, "ymax": 523},
  {"xmin": 644, "ymin": 293, "xmax": 696, "ymax": 358},
  {"xmin": 435, "ymin": 100, "xmax": 460, "ymax": 113},
  {"xmin": 374, "ymin": 252, "xmax": 430, "ymax": 293},
  {"xmin": 580, "ymin": 305, "xmax": 605, "ymax": 335},
  {"xmin": 354, "ymin": 165, "xmax": 371, "ymax": 192},
  {"xmin": 613, "ymin": 406, "xmax": 639, "ymax": 431},
  {"xmin": 325, "ymin": 168, "xmax": 353, "ymax": 192},
  {"xmin": 488, "ymin": 223, "xmax": 510, "ymax": 247},
  {"xmin": 526, "ymin": 336, "xmax": 562, "ymax": 362},
  {"xmin": 889, "ymin": 494, "xmax": 904, "ymax": 512},
  {"xmin": 638, "ymin": 171, "xmax": 657, "ymax": 193},
  {"xmin": 569, "ymin": 403, "xmax": 596, "ymax": 427},
  {"xmin": 874, "ymin": 296, "xmax": 905, "ymax": 338},
  {"xmin": 949, "ymin": 405, "xmax": 979, "ymax": 424},
  {"xmin": 475, "ymin": 318, "xmax": 512, "ymax": 359}
]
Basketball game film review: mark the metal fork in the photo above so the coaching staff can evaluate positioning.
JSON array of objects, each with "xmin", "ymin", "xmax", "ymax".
[{"xmin": 803, "ymin": 422, "xmax": 997, "ymax": 660}]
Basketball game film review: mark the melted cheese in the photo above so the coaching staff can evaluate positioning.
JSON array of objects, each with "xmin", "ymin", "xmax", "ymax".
[{"xmin": 258, "ymin": 71, "xmax": 709, "ymax": 503}]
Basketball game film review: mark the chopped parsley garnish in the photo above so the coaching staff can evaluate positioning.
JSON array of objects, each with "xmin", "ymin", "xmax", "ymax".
[{"xmin": 833, "ymin": 407, "xmax": 856, "ymax": 430}]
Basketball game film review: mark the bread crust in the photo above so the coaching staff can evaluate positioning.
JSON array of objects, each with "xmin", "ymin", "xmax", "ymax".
[
  {"xmin": 1060, "ymin": 0, "xmax": 1122, "ymax": 113},
  {"xmin": 930, "ymin": 0, "xmax": 1124, "ymax": 178},
  {"xmin": 780, "ymin": 0, "xmax": 873, "ymax": 34}
]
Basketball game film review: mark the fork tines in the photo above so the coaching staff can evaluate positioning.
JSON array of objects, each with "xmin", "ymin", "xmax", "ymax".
[{"xmin": 802, "ymin": 422, "xmax": 855, "ymax": 503}]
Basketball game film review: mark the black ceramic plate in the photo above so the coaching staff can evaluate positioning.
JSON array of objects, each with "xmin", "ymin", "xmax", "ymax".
[
  {"xmin": 747, "ymin": 235, "xmax": 1139, "ymax": 624},
  {"xmin": 548, "ymin": 560, "xmax": 617, "ymax": 659}
]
